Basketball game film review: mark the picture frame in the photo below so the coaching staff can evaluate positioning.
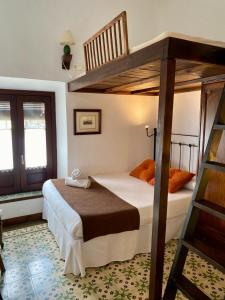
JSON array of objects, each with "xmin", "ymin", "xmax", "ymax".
[{"xmin": 74, "ymin": 109, "xmax": 102, "ymax": 135}]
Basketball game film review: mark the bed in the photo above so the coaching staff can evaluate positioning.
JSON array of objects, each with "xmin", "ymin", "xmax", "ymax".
[
  {"xmin": 66, "ymin": 11, "xmax": 225, "ymax": 299},
  {"xmin": 42, "ymin": 172, "xmax": 192, "ymax": 276},
  {"xmin": 69, "ymin": 11, "xmax": 225, "ymax": 96}
]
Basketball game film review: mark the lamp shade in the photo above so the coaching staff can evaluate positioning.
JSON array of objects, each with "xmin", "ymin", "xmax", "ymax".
[{"xmin": 59, "ymin": 30, "xmax": 75, "ymax": 46}]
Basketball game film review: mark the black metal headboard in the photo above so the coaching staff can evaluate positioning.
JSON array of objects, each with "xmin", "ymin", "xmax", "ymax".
[{"xmin": 146, "ymin": 127, "xmax": 199, "ymax": 173}]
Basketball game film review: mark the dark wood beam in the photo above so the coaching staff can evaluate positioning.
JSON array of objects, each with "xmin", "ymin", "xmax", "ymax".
[
  {"xmin": 131, "ymin": 86, "xmax": 160, "ymax": 95},
  {"xmin": 173, "ymin": 85, "xmax": 201, "ymax": 94},
  {"xmin": 132, "ymin": 84, "xmax": 201, "ymax": 96},
  {"xmin": 137, "ymin": 92, "xmax": 159, "ymax": 96},
  {"xmin": 168, "ymin": 38, "xmax": 225, "ymax": 65},
  {"xmin": 71, "ymin": 88, "xmax": 106, "ymax": 94},
  {"xmin": 149, "ymin": 58, "xmax": 176, "ymax": 300}
]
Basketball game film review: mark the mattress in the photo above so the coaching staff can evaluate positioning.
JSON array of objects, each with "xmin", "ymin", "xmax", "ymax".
[
  {"xmin": 130, "ymin": 31, "xmax": 225, "ymax": 53},
  {"xmin": 42, "ymin": 172, "xmax": 192, "ymax": 240}
]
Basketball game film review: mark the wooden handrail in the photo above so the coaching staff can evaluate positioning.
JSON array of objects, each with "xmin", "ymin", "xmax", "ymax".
[{"xmin": 83, "ymin": 11, "xmax": 129, "ymax": 72}]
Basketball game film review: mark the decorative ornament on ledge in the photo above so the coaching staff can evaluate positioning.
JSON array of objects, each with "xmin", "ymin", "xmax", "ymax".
[{"xmin": 59, "ymin": 30, "xmax": 75, "ymax": 70}]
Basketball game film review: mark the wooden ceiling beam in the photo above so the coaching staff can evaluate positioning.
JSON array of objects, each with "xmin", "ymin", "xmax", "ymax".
[
  {"xmin": 131, "ymin": 86, "xmax": 159, "ymax": 95},
  {"xmin": 105, "ymin": 76, "xmax": 159, "ymax": 93},
  {"xmin": 132, "ymin": 84, "xmax": 202, "ymax": 96}
]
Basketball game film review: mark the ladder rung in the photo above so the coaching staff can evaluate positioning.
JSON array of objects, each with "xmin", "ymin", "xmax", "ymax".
[
  {"xmin": 194, "ymin": 199, "xmax": 225, "ymax": 221},
  {"xmin": 182, "ymin": 237, "xmax": 225, "ymax": 274},
  {"xmin": 213, "ymin": 124, "xmax": 225, "ymax": 130},
  {"xmin": 203, "ymin": 161, "xmax": 225, "ymax": 173},
  {"xmin": 175, "ymin": 275, "xmax": 210, "ymax": 300},
  {"xmin": 164, "ymin": 86, "xmax": 225, "ymax": 300}
]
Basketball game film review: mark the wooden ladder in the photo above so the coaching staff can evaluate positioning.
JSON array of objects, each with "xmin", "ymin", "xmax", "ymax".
[{"xmin": 163, "ymin": 85, "xmax": 225, "ymax": 300}]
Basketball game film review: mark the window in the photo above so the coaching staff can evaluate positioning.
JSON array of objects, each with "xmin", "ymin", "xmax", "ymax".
[
  {"xmin": 0, "ymin": 90, "xmax": 57, "ymax": 195},
  {"xmin": 0, "ymin": 102, "xmax": 14, "ymax": 171},
  {"xmin": 23, "ymin": 102, "xmax": 47, "ymax": 168}
]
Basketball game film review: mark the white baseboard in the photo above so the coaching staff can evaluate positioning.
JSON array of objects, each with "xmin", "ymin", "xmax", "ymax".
[{"xmin": 0, "ymin": 198, "xmax": 43, "ymax": 220}]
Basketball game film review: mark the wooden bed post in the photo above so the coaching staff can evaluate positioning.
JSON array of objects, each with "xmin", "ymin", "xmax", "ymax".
[{"xmin": 149, "ymin": 58, "xmax": 176, "ymax": 300}]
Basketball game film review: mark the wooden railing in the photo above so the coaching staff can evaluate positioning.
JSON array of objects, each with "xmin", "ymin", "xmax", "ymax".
[{"xmin": 83, "ymin": 11, "xmax": 129, "ymax": 72}]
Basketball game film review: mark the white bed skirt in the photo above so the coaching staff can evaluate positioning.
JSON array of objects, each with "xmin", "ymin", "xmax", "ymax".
[{"xmin": 43, "ymin": 197, "xmax": 185, "ymax": 276}]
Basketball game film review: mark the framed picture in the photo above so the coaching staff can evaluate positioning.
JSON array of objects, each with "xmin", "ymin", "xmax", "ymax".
[{"xmin": 74, "ymin": 109, "xmax": 102, "ymax": 135}]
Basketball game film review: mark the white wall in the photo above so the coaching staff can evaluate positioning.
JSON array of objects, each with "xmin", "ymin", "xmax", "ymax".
[
  {"xmin": 172, "ymin": 91, "xmax": 201, "ymax": 136},
  {"xmin": 67, "ymin": 91, "xmax": 201, "ymax": 175},
  {"xmin": 0, "ymin": 0, "xmax": 225, "ymax": 82},
  {"xmin": 172, "ymin": 91, "xmax": 201, "ymax": 172},
  {"xmin": 0, "ymin": 77, "xmax": 68, "ymax": 177},
  {"xmin": 155, "ymin": 91, "xmax": 201, "ymax": 172},
  {"xmin": 67, "ymin": 93, "xmax": 157, "ymax": 175},
  {"xmin": 1, "ymin": 198, "xmax": 43, "ymax": 220},
  {"xmin": 150, "ymin": 0, "xmax": 225, "ymax": 41},
  {"xmin": 0, "ymin": 0, "xmax": 157, "ymax": 82}
]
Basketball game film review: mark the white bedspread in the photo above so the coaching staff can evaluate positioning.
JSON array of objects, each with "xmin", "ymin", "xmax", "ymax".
[
  {"xmin": 43, "ymin": 172, "xmax": 193, "ymax": 275},
  {"xmin": 42, "ymin": 172, "xmax": 192, "ymax": 239}
]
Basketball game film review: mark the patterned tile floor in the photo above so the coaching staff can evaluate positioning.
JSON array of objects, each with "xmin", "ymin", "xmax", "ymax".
[{"xmin": 0, "ymin": 223, "xmax": 224, "ymax": 299}]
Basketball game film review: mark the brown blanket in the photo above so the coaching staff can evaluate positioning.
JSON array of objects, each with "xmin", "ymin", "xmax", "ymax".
[{"xmin": 51, "ymin": 178, "xmax": 140, "ymax": 242}]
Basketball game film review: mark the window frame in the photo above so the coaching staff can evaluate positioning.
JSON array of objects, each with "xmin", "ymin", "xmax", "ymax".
[{"xmin": 0, "ymin": 89, "xmax": 57, "ymax": 195}]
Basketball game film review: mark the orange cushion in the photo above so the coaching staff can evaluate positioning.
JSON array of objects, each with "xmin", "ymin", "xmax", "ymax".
[
  {"xmin": 130, "ymin": 159, "xmax": 155, "ymax": 182},
  {"xmin": 149, "ymin": 168, "xmax": 195, "ymax": 193},
  {"xmin": 168, "ymin": 170, "xmax": 195, "ymax": 193},
  {"xmin": 149, "ymin": 168, "xmax": 179, "ymax": 186},
  {"xmin": 139, "ymin": 166, "xmax": 155, "ymax": 182},
  {"xmin": 169, "ymin": 168, "xmax": 180, "ymax": 177}
]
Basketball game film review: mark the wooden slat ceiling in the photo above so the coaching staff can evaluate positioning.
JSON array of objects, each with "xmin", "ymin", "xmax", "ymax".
[{"xmin": 69, "ymin": 58, "xmax": 225, "ymax": 95}]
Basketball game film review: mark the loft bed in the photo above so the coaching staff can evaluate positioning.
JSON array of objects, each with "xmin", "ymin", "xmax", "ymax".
[
  {"xmin": 68, "ymin": 12, "xmax": 225, "ymax": 96},
  {"xmin": 68, "ymin": 12, "xmax": 225, "ymax": 300}
]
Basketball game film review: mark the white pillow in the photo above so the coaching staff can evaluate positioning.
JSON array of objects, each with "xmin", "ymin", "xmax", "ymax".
[{"xmin": 184, "ymin": 177, "xmax": 196, "ymax": 191}]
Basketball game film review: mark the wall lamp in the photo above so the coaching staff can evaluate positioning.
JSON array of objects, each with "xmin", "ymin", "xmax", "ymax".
[
  {"xmin": 145, "ymin": 126, "xmax": 157, "ymax": 160},
  {"xmin": 145, "ymin": 125, "xmax": 157, "ymax": 138},
  {"xmin": 60, "ymin": 30, "xmax": 75, "ymax": 70}
]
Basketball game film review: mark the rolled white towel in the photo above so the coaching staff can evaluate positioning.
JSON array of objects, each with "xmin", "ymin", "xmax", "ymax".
[
  {"xmin": 65, "ymin": 177, "xmax": 91, "ymax": 189},
  {"xmin": 71, "ymin": 168, "xmax": 87, "ymax": 180},
  {"xmin": 71, "ymin": 168, "xmax": 81, "ymax": 178}
]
